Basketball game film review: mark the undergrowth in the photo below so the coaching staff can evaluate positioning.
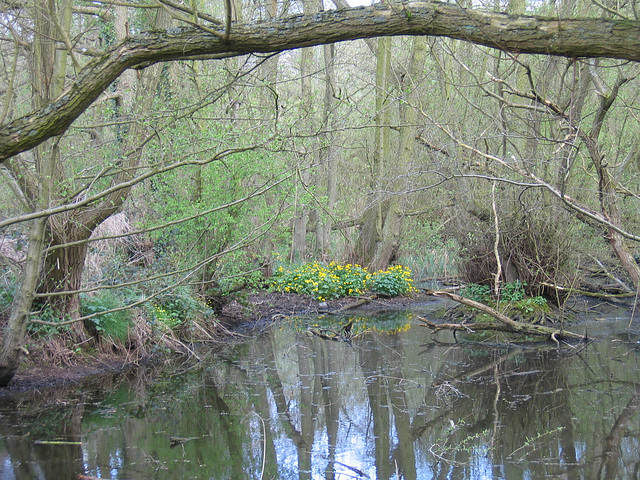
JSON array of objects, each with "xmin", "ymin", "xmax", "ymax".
[{"xmin": 462, "ymin": 280, "xmax": 549, "ymax": 316}]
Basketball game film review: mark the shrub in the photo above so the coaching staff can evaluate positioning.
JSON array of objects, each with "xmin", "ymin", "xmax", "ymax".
[
  {"xmin": 270, "ymin": 262, "xmax": 415, "ymax": 300},
  {"xmin": 150, "ymin": 303, "xmax": 182, "ymax": 331},
  {"xmin": 81, "ymin": 291, "xmax": 131, "ymax": 341},
  {"xmin": 500, "ymin": 280, "xmax": 526, "ymax": 302},
  {"xmin": 462, "ymin": 283, "xmax": 491, "ymax": 302},
  {"xmin": 149, "ymin": 287, "xmax": 203, "ymax": 331},
  {"xmin": 368, "ymin": 265, "xmax": 415, "ymax": 296},
  {"xmin": 514, "ymin": 296, "xmax": 548, "ymax": 314},
  {"xmin": 462, "ymin": 281, "xmax": 547, "ymax": 313},
  {"xmin": 270, "ymin": 261, "xmax": 369, "ymax": 301},
  {"xmin": 27, "ymin": 305, "xmax": 70, "ymax": 338}
]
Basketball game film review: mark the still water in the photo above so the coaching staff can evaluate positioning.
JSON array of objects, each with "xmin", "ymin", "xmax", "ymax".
[{"xmin": 0, "ymin": 298, "xmax": 639, "ymax": 479}]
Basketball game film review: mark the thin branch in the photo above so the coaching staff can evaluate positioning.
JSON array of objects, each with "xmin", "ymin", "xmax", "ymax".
[
  {"xmin": 429, "ymin": 118, "xmax": 640, "ymax": 243},
  {"xmin": 45, "ymin": 172, "xmax": 293, "ymax": 253},
  {"xmin": 154, "ymin": 0, "xmax": 226, "ymax": 39},
  {"xmin": 0, "ymin": 144, "xmax": 264, "ymax": 229}
]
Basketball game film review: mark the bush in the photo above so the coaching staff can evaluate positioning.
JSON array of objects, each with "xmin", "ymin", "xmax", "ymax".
[
  {"xmin": 270, "ymin": 262, "xmax": 369, "ymax": 301},
  {"xmin": 462, "ymin": 281, "xmax": 547, "ymax": 313},
  {"xmin": 148, "ymin": 287, "xmax": 203, "ymax": 331},
  {"xmin": 462, "ymin": 283, "xmax": 491, "ymax": 302},
  {"xmin": 270, "ymin": 262, "xmax": 415, "ymax": 301},
  {"xmin": 501, "ymin": 280, "xmax": 525, "ymax": 302},
  {"xmin": 368, "ymin": 265, "xmax": 415, "ymax": 296},
  {"xmin": 27, "ymin": 305, "xmax": 71, "ymax": 338},
  {"xmin": 81, "ymin": 291, "xmax": 131, "ymax": 341}
]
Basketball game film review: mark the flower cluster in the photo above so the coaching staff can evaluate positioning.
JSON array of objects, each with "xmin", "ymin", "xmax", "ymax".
[
  {"xmin": 368, "ymin": 265, "xmax": 415, "ymax": 296},
  {"xmin": 270, "ymin": 262, "xmax": 415, "ymax": 301}
]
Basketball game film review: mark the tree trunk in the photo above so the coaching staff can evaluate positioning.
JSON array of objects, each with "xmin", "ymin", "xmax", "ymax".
[
  {"xmin": 315, "ymin": 41, "xmax": 338, "ymax": 259},
  {"xmin": 359, "ymin": 36, "xmax": 427, "ymax": 271},
  {"xmin": 355, "ymin": 36, "xmax": 391, "ymax": 267},
  {"xmin": 0, "ymin": 218, "xmax": 48, "ymax": 386},
  {"xmin": 37, "ymin": 7, "xmax": 170, "ymax": 324},
  {"xmin": 583, "ymin": 72, "xmax": 640, "ymax": 287},
  {"xmin": 291, "ymin": 44, "xmax": 313, "ymax": 261},
  {"xmin": 0, "ymin": 0, "xmax": 76, "ymax": 381},
  {"xmin": 37, "ymin": 217, "xmax": 96, "ymax": 341},
  {"xmin": 0, "ymin": 6, "xmax": 171, "ymax": 373},
  {"xmin": 588, "ymin": 140, "xmax": 640, "ymax": 286}
]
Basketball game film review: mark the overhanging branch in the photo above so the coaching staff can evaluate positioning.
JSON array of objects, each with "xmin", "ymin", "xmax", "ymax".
[{"xmin": 2, "ymin": 2, "xmax": 640, "ymax": 162}]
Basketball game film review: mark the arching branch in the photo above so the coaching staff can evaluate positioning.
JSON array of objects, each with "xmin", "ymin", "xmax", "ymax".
[{"xmin": 1, "ymin": 1, "xmax": 640, "ymax": 162}]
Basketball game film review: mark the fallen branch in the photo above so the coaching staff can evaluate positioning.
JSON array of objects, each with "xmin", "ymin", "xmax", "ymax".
[
  {"xmin": 540, "ymin": 281, "xmax": 635, "ymax": 299},
  {"xmin": 418, "ymin": 317, "xmax": 519, "ymax": 333},
  {"xmin": 320, "ymin": 295, "xmax": 377, "ymax": 314},
  {"xmin": 423, "ymin": 290, "xmax": 585, "ymax": 342},
  {"xmin": 35, "ymin": 440, "xmax": 82, "ymax": 445}
]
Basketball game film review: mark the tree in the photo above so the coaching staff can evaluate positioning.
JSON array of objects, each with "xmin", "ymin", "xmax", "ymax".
[
  {"xmin": 355, "ymin": 35, "xmax": 427, "ymax": 270},
  {"xmin": 2, "ymin": 1, "xmax": 640, "ymax": 162},
  {"xmin": 1, "ymin": 0, "xmax": 640, "ymax": 386}
]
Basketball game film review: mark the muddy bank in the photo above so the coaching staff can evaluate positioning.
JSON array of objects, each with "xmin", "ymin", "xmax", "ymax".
[{"xmin": 218, "ymin": 291, "xmax": 436, "ymax": 329}]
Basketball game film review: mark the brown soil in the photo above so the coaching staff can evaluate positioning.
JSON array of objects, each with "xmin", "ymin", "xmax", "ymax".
[{"xmin": 3, "ymin": 291, "xmax": 434, "ymax": 394}]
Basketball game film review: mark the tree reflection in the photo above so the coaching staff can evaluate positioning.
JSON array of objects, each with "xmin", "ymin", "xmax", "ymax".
[{"xmin": 0, "ymin": 314, "xmax": 639, "ymax": 479}]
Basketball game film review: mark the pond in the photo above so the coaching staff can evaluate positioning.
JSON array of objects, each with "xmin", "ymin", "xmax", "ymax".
[{"xmin": 0, "ymin": 297, "xmax": 639, "ymax": 479}]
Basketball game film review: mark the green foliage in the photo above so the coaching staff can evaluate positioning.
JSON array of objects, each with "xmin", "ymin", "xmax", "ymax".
[
  {"xmin": 81, "ymin": 291, "xmax": 131, "ymax": 341},
  {"xmin": 368, "ymin": 265, "xmax": 415, "ymax": 296},
  {"xmin": 150, "ymin": 303, "xmax": 182, "ymax": 331},
  {"xmin": 0, "ymin": 277, "xmax": 14, "ymax": 317},
  {"xmin": 462, "ymin": 283, "xmax": 491, "ymax": 302},
  {"xmin": 270, "ymin": 261, "xmax": 369, "ymax": 301},
  {"xmin": 149, "ymin": 288, "xmax": 203, "ymax": 331},
  {"xmin": 270, "ymin": 262, "xmax": 415, "ymax": 301},
  {"xmin": 430, "ymin": 419, "xmax": 491, "ymax": 460},
  {"xmin": 27, "ymin": 306, "xmax": 70, "ymax": 337},
  {"xmin": 145, "ymin": 146, "xmax": 291, "ymax": 291},
  {"xmin": 462, "ymin": 281, "xmax": 548, "ymax": 314},
  {"xmin": 398, "ymin": 219, "xmax": 458, "ymax": 282},
  {"xmin": 514, "ymin": 296, "xmax": 548, "ymax": 314},
  {"xmin": 501, "ymin": 280, "xmax": 526, "ymax": 302}
]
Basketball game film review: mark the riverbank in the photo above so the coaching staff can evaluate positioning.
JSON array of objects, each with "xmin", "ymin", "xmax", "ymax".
[{"xmin": 2, "ymin": 291, "xmax": 436, "ymax": 394}]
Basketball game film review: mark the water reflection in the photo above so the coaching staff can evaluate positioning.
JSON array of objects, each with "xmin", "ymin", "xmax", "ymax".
[{"xmin": 0, "ymin": 307, "xmax": 639, "ymax": 479}]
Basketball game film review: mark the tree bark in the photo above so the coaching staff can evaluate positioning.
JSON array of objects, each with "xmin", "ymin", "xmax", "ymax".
[
  {"xmin": 315, "ymin": 41, "xmax": 338, "ymax": 259},
  {"xmin": 355, "ymin": 35, "xmax": 391, "ymax": 267},
  {"xmin": 373, "ymin": 36, "xmax": 427, "ymax": 271},
  {"xmin": 2, "ymin": 1, "xmax": 640, "ymax": 162},
  {"xmin": 290, "ymin": 0, "xmax": 316, "ymax": 262},
  {"xmin": 0, "ymin": 218, "xmax": 47, "ymax": 386},
  {"xmin": 582, "ymin": 73, "xmax": 640, "ymax": 287},
  {"xmin": 32, "ymin": 8, "xmax": 170, "ymax": 336}
]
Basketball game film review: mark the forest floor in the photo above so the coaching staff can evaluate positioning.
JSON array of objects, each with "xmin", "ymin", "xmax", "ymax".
[{"xmin": 2, "ymin": 291, "xmax": 435, "ymax": 395}]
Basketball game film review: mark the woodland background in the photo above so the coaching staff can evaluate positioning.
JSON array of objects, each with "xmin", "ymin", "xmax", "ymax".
[{"xmin": 1, "ymin": 0, "xmax": 639, "ymax": 382}]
